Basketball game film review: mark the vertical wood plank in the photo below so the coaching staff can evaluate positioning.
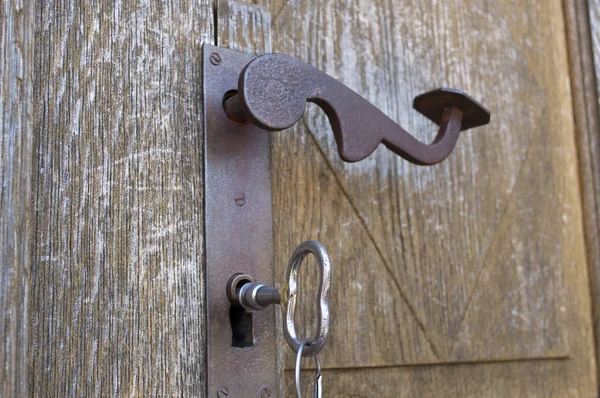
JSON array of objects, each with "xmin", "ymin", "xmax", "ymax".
[
  {"xmin": 563, "ymin": 0, "xmax": 600, "ymax": 392},
  {"xmin": 30, "ymin": 1, "xmax": 212, "ymax": 395},
  {"xmin": 0, "ymin": 0, "xmax": 34, "ymax": 396}
]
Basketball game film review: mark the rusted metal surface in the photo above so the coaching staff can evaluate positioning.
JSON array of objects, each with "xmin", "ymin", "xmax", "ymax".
[
  {"xmin": 225, "ymin": 54, "xmax": 490, "ymax": 165},
  {"xmin": 203, "ymin": 44, "xmax": 279, "ymax": 397}
]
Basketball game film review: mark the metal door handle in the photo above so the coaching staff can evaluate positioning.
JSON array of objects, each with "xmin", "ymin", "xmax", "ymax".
[
  {"xmin": 203, "ymin": 45, "xmax": 489, "ymax": 396},
  {"xmin": 224, "ymin": 53, "xmax": 490, "ymax": 165}
]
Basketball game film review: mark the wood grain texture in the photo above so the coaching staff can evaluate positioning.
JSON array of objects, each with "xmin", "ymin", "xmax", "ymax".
[
  {"xmin": 266, "ymin": 0, "xmax": 598, "ymax": 395},
  {"xmin": 0, "ymin": 0, "xmax": 34, "ymax": 396},
  {"xmin": 563, "ymin": 0, "xmax": 600, "ymax": 392},
  {"xmin": 30, "ymin": 1, "xmax": 212, "ymax": 396},
  {"xmin": 218, "ymin": 0, "xmax": 272, "ymax": 53}
]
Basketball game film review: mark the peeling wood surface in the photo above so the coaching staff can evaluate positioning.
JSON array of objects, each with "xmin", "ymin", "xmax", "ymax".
[
  {"xmin": 257, "ymin": 0, "xmax": 596, "ymax": 395},
  {"xmin": 0, "ymin": 1, "xmax": 33, "ymax": 397},
  {"xmin": 30, "ymin": 1, "xmax": 212, "ymax": 396}
]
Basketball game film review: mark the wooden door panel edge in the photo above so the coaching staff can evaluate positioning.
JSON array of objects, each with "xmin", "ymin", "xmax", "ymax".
[{"xmin": 563, "ymin": 0, "xmax": 600, "ymax": 394}]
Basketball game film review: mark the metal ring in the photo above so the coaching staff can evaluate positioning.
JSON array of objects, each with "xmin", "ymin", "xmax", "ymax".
[
  {"xmin": 238, "ymin": 282, "xmax": 268, "ymax": 312},
  {"xmin": 226, "ymin": 273, "xmax": 255, "ymax": 303},
  {"xmin": 295, "ymin": 342, "xmax": 322, "ymax": 398},
  {"xmin": 284, "ymin": 240, "xmax": 331, "ymax": 357}
]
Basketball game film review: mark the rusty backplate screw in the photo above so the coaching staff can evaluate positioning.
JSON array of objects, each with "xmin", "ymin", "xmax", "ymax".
[
  {"xmin": 216, "ymin": 386, "xmax": 229, "ymax": 397},
  {"xmin": 234, "ymin": 193, "xmax": 246, "ymax": 206},
  {"xmin": 210, "ymin": 52, "xmax": 222, "ymax": 66},
  {"xmin": 260, "ymin": 386, "xmax": 272, "ymax": 397}
]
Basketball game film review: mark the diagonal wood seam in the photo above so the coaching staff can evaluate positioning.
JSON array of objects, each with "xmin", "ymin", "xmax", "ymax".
[
  {"xmin": 442, "ymin": 0, "xmax": 544, "ymax": 355},
  {"xmin": 300, "ymin": 117, "xmax": 441, "ymax": 359},
  {"xmin": 270, "ymin": 0, "xmax": 293, "ymax": 26},
  {"xmin": 301, "ymin": 109, "xmax": 536, "ymax": 361},
  {"xmin": 252, "ymin": 0, "xmax": 536, "ymax": 361},
  {"xmin": 447, "ymin": 132, "xmax": 536, "ymax": 357}
]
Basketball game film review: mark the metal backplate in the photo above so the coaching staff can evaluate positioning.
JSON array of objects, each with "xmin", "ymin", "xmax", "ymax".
[{"xmin": 204, "ymin": 44, "xmax": 278, "ymax": 397}]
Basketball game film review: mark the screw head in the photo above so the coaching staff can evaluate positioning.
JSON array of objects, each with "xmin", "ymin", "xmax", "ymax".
[
  {"xmin": 216, "ymin": 386, "xmax": 229, "ymax": 397},
  {"xmin": 210, "ymin": 52, "xmax": 222, "ymax": 66},
  {"xmin": 260, "ymin": 386, "xmax": 272, "ymax": 397},
  {"xmin": 234, "ymin": 193, "xmax": 246, "ymax": 206}
]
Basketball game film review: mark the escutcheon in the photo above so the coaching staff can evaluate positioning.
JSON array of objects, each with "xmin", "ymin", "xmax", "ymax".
[{"xmin": 204, "ymin": 44, "xmax": 279, "ymax": 397}]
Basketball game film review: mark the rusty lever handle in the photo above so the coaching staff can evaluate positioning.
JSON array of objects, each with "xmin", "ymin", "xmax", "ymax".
[{"xmin": 224, "ymin": 53, "xmax": 490, "ymax": 165}]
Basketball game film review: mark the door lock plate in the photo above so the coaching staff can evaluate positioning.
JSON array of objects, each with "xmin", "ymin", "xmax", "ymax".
[{"xmin": 203, "ymin": 44, "xmax": 279, "ymax": 397}]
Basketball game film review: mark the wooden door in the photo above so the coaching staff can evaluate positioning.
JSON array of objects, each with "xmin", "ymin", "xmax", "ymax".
[
  {"xmin": 1, "ymin": 0, "xmax": 600, "ymax": 397},
  {"xmin": 220, "ymin": 0, "xmax": 600, "ymax": 396}
]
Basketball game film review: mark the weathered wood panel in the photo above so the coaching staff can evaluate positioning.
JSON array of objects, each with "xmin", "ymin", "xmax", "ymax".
[
  {"xmin": 30, "ymin": 1, "xmax": 212, "ymax": 395},
  {"xmin": 0, "ymin": 1, "xmax": 34, "ymax": 396},
  {"xmin": 266, "ymin": 0, "xmax": 597, "ymax": 395},
  {"xmin": 564, "ymin": 0, "xmax": 600, "ymax": 391}
]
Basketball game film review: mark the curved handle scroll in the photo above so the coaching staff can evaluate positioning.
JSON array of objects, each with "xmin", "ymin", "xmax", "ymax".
[{"xmin": 225, "ymin": 54, "xmax": 490, "ymax": 165}]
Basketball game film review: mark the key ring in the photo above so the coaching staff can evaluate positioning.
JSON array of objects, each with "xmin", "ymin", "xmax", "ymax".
[
  {"xmin": 283, "ymin": 240, "xmax": 332, "ymax": 357},
  {"xmin": 295, "ymin": 341, "xmax": 323, "ymax": 398}
]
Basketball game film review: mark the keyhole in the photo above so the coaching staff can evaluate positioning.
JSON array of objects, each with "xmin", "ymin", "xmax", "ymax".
[{"xmin": 230, "ymin": 278, "xmax": 254, "ymax": 348}]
